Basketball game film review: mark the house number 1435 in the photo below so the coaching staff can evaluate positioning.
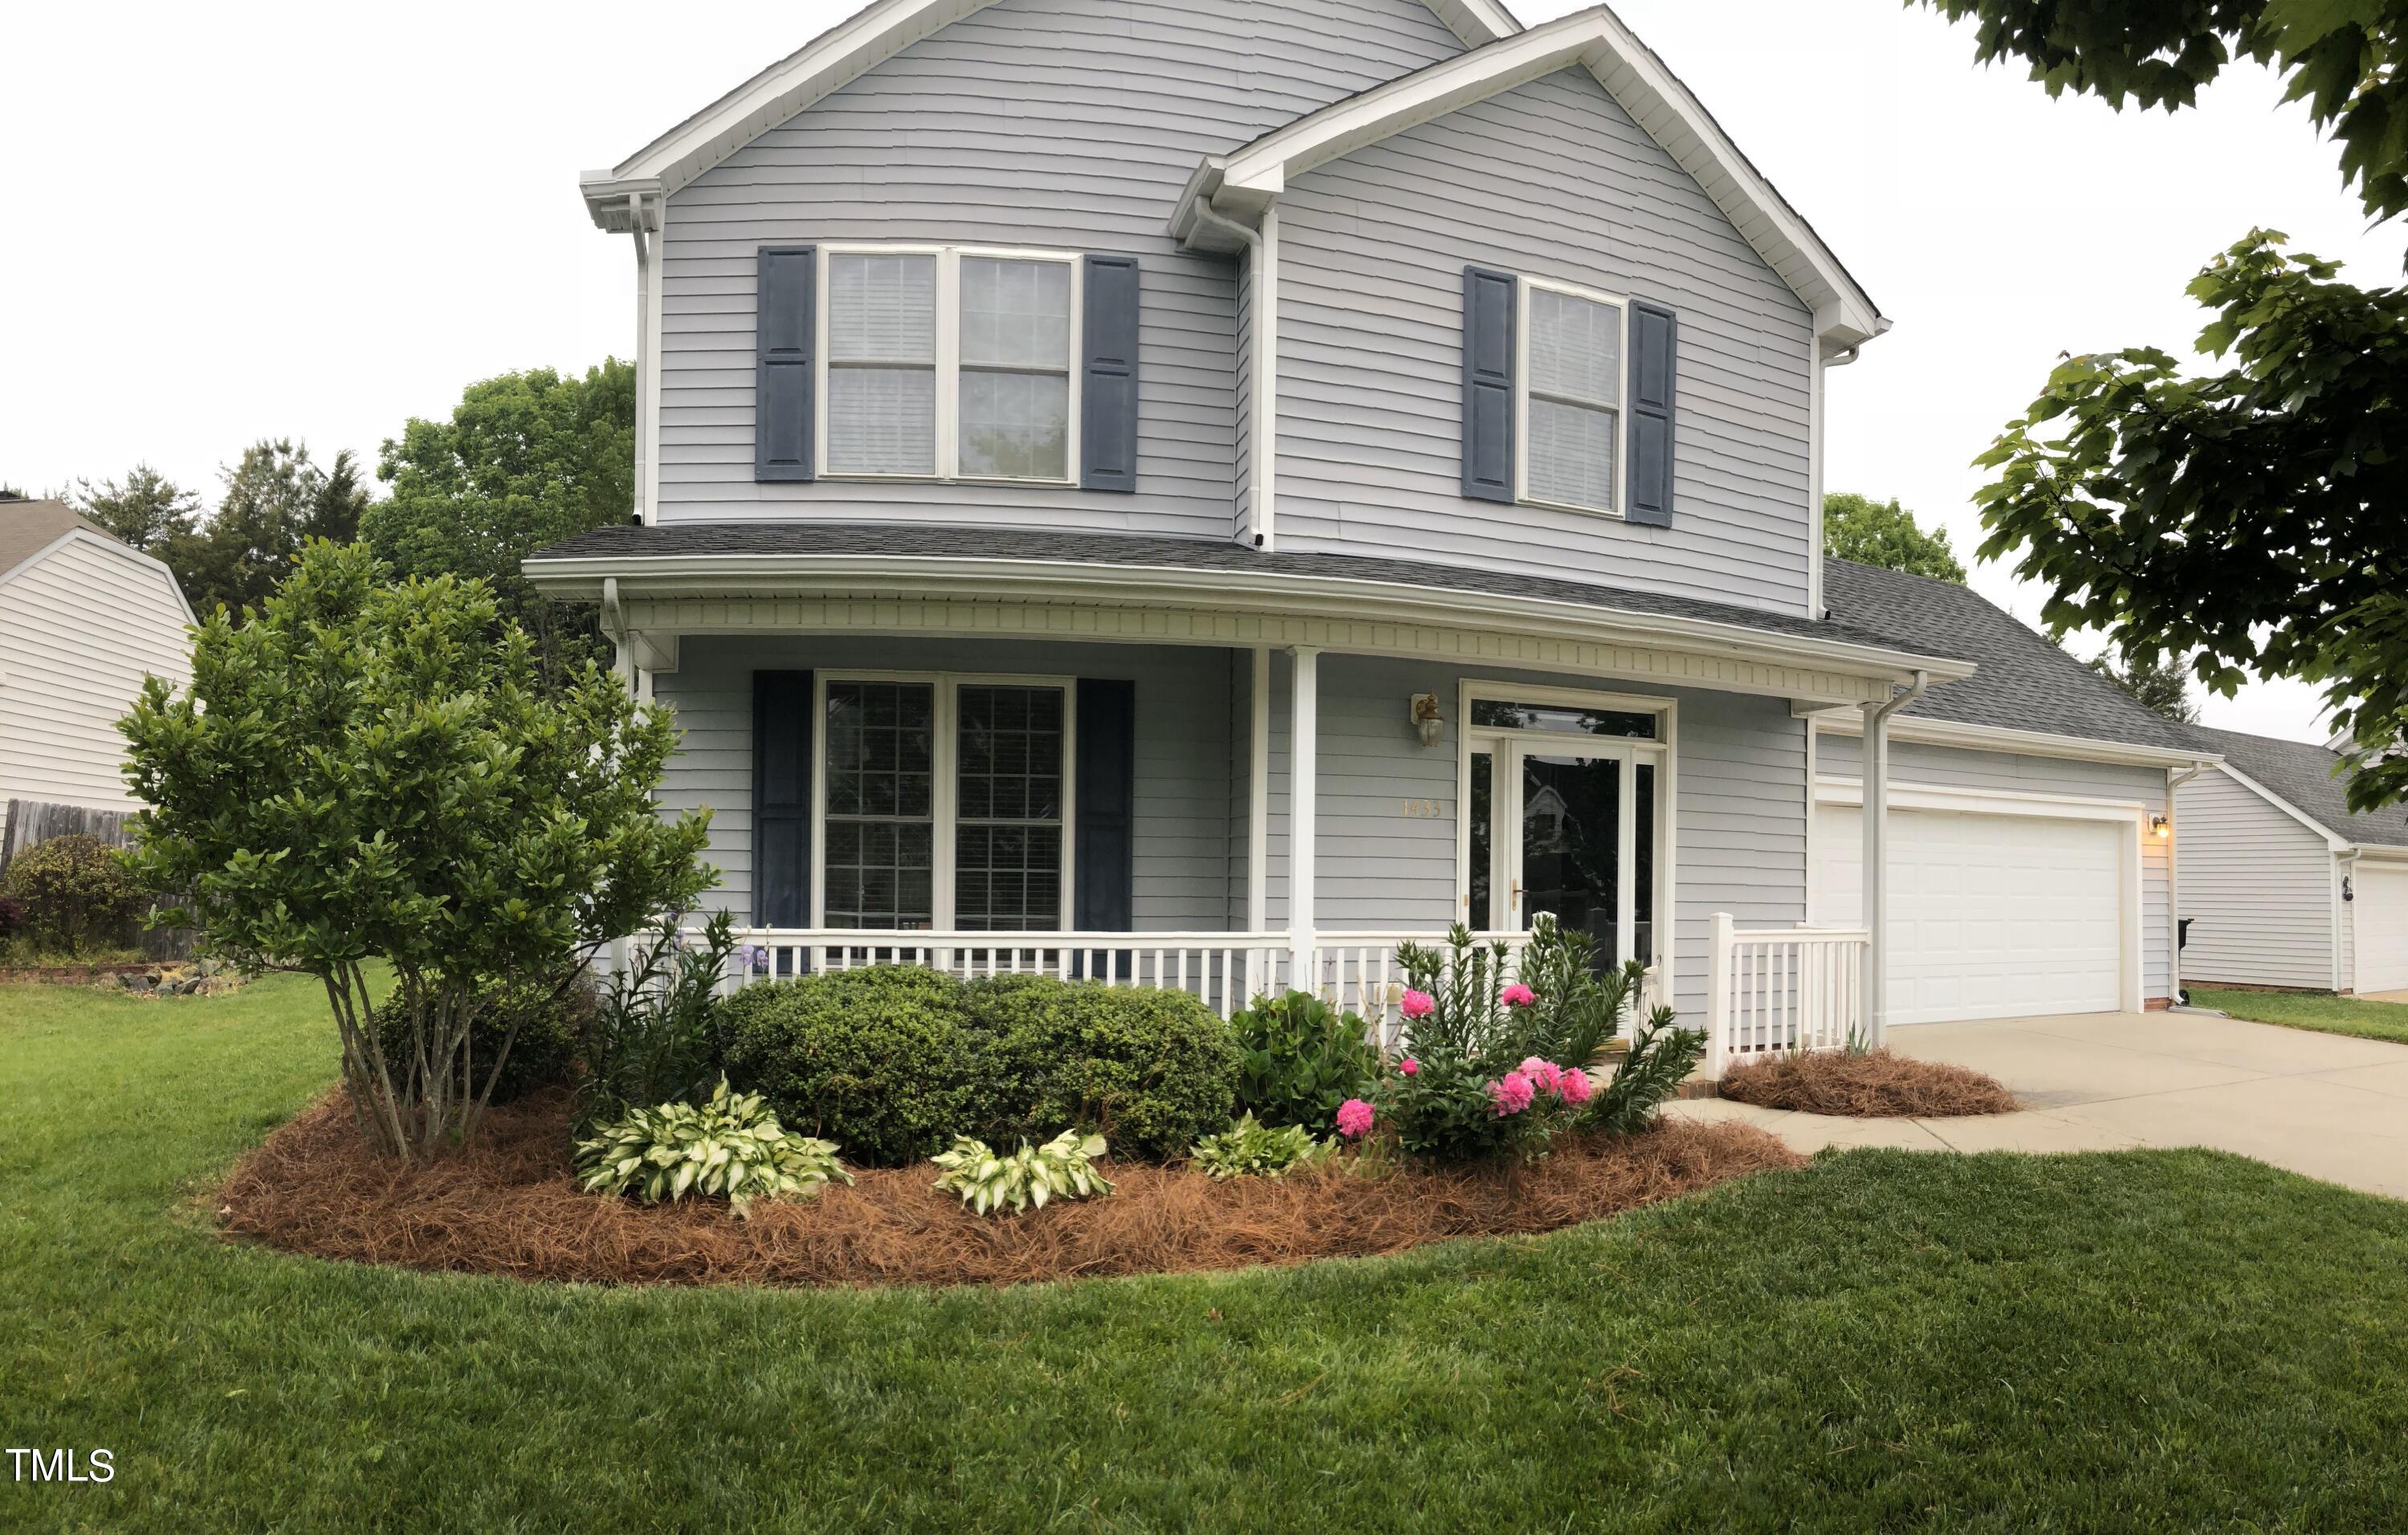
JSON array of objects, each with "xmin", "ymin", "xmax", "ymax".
[{"xmin": 1400, "ymin": 799, "xmax": 1445, "ymax": 819}]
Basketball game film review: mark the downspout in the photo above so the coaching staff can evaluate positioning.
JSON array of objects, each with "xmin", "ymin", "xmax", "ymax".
[
  {"xmin": 627, "ymin": 195, "xmax": 652, "ymax": 526},
  {"xmin": 1860, "ymin": 669, "xmax": 1929, "ymax": 1044},
  {"xmin": 1807, "ymin": 342, "xmax": 1862, "ymax": 621},
  {"xmin": 1189, "ymin": 196, "xmax": 1277, "ymax": 551},
  {"xmin": 2164, "ymin": 760, "xmax": 2211, "ymax": 1006}
]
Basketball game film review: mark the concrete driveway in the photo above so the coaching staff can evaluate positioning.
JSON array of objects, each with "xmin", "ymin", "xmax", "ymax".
[{"xmin": 1670, "ymin": 1011, "xmax": 2408, "ymax": 1199}]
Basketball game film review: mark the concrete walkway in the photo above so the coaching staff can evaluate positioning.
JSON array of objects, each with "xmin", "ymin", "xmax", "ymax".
[{"xmin": 1667, "ymin": 1011, "xmax": 2408, "ymax": 1199}]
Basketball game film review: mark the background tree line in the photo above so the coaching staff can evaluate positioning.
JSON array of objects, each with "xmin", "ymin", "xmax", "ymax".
[{"xmin": 12, "ymin": 358, "xmax": 634, "ymax": 686}]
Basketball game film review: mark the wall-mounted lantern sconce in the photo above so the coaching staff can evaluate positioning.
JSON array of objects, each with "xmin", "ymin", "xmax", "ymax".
[
  {"xmin": 1410, "ymin": 693, "xmax": 1444, "ymax": 747},
  {"xmin": 2150, "ymin": 813, "xmax": 2170, "ymax": 841},
  {"xmin": 2343, "ymin": 875, "xmax": 2354, "ymax": 903}
]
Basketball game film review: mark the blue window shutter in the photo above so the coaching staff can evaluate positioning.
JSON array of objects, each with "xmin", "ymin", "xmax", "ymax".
[
  {"xmin": 1081, "ymin": 254, "xmax": 1140, "ymax": 492},
  {"xmin": 752, "ymin": 670, "xmax": 813, "ymax": 926},
  {"xmin": 756, "ymin": 246, "xmax": 815, "ymax": 482},
  {"xmin": 1461, "ymin": 267, "xmax": 1517, "ymax": 502},
  {"xmin": 1627, "ymin": 300, "xmax": 1677, "ymax": 527},
  {"xmin": 1073, "ymin": 678, "xmax": 1135, "ymax": 930}
]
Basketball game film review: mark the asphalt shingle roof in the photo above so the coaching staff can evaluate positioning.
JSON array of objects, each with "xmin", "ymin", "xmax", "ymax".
[
  {"xmin": 530, "ymin": 522, "xmax": 1954, "ymax": 658},
  {"xmin": 2177, "ymin": 724, "xmax": 2408, "ymax": 849},
  {"xmin": 1819, "ymin": 558, "xmax": 2196, "ymax": 751},
  {"xmin": 0, "ymin": 499, "xmax": 113, "ymax": 581},
  {"xmin": 531, "ymin": 525, "xmax": 2192, "ymax": 755}
]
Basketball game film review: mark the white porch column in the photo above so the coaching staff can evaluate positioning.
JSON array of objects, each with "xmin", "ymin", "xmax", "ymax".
[
  {"xmin": 1247, "ymin": 645, "xmax": 1272, "ymax": 995},
  {"xmin": 1288, "ymin": 645, "xmax": 1319, "ymax": 991},
  {"xmin": 1860, "ymin": 698, "xmax": 1892, "ymax": 1045}
]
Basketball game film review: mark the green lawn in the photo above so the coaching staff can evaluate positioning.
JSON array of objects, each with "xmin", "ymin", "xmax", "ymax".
[
  {"xmin": 6, "ymin": 979, "xmax": 2408, "ymax": 1532},
  {"xmin": 2192, "ymin": 985, "xmax": 2408, "ymax": 1045}
]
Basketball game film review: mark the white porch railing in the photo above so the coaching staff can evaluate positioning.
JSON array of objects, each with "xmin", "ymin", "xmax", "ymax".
[
  {"xmin": 1705, "ymin": 911, "xmax": 1871, "ymax": 1077},
  {"xmin": 716, "ymin": 928, "xmax": 1539, "ymax": 1035}
]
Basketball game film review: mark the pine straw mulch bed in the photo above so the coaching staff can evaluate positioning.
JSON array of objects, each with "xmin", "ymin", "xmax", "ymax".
[
  {"xmin": 215, "ymin": 1089, "xmax": 1803, "ymax": 1289},
  {"xmin": 1716, "ymin": 1047, "xmax": 2019, "ymax": 1118}
]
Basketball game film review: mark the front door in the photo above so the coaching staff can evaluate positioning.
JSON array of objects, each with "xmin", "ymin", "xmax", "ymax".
[{"xmin": 1473, "ymin": 741, "xmax": 1656, "ymax": 967}]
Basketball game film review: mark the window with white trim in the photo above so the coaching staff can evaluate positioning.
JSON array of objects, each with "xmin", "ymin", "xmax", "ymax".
[
  {"xmin": 1518, "ymin": 279, "xmax": 1626, "ymax": 515},
  {"xmin": 816, "ymin": 674, "xmax": 1073, "ymax": 931},
  {"xmin": 818, "ymin": 246, "xmax": 1081, "ymax": 485}
]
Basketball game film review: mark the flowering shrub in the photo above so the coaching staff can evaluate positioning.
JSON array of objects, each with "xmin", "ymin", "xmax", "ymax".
[
  {"xmin": 1334, "ymin": 1097, "xmax": 1376, "ymax": 1139},
  {"xmin": 1369, "ymin": 918, "xmax": 1687, "ymax": 1162},
  {"xmin": 1227, "ymin": 989, "xmax": 1379, "ymax": 1137}
]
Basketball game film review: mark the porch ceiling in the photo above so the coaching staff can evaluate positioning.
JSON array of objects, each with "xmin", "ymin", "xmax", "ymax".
[{"xmin": 528, "ymin": 523, "xmax": 1975, "ymax": 706}]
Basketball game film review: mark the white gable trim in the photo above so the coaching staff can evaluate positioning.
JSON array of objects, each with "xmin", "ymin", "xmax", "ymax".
[
  {"xmin": 580, "ymin": 0, "xmax": 1000, "ymax": 226},
  {"xmin": 0, "ymin": 527, "xmax": 198, "ymax": 628},
  {"xmin": 577, "ymin": 0, "xmax": 1515, "ymax": 228},
  {"xmin": 1170, "ymin": 5, "xmax": 1884, "ymax": 349}
]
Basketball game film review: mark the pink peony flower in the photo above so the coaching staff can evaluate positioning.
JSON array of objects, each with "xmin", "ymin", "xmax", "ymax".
[
  {"xmin": 1398, "ymin": 1057, "xmax": 1420, "ymax": 1077},
  {"xmin": 1400, "ymin": 990, "xmax": 1435, "ymax": 1020},
  {"xmin": 1500, "ymin": 982, "xmax": 1536, "ymax": 1008},
  {"xmin": 1486, "ymin": 1071, "xmax": 1536, "ymax": 1116},
  {"xmin": 1559, "ymin": 1066, "xmax": 1593, "ymax": 1105},
  {"xmin": 1335, "ymin": 1097, "xmax": 1376, "ymax": 1139},
  {"xmin": 1518, "ymin": 1056, "xmax": 1565, "ymax": 1095}
]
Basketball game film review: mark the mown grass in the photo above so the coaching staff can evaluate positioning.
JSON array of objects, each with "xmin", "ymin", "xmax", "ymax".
[
  {"xmin": 2192, "ymin": 984, "xmax": 2408, "ymax": 1046},
  {"xmin": 5, "ymin": 975, "xmax": 2407, "ymax": 1532}
]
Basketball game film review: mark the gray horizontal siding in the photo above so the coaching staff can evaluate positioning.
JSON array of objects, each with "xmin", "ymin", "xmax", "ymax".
[
  {"xmin": 1273, "ymin": 66, "xmax": 1815, "ymax": 617},
  {"xmin": 657, "ymin": 0, "xmax": 1465, "ymax": 532},
  {"xmin": 1819, "ymin": 732, "xmax": 2174, "ymax": 1000},
  {"xmin": 653, "ymin": 635, "xmax": 1236, "ymax": 930},
  {"xmin": 2177, "ymin": 767, "xmax": 2335, "ymax": 990}
]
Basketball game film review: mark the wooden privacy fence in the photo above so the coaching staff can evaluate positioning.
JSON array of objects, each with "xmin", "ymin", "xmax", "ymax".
[{"xmin": 1, "ymin": 797, "xmax": 193, "ymax": 959}]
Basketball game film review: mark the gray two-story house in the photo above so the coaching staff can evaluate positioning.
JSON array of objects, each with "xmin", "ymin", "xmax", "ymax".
[{"xmin": 528, "ymin": 0, "xmax": 2218, "ymax": 1067}]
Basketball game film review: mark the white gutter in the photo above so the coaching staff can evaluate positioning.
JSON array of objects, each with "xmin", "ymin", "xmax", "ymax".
[
  {"xmin": 1804, "ymin": 708, "xmax": 2221, "ymax": 772},
  {"xmin": 524, "ymin": 550, "xmax": 1977, "ymax": 686},
  {"xmin": 1860, "ymin": 669, "xmax": 1929, "ymax": 1042},
  {"xmin": 1188, "ymin": 194, "xmax": 1277, "ymax": 549}
]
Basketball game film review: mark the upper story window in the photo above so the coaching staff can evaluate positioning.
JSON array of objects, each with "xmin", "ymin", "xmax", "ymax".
[
  {"xmin": 819, "ymin": 246, "xmax": 1082, "ymax": 485},
  {"xmin": 1518, "ymin": 279, "xmax": 1626, "ymax": 516}
]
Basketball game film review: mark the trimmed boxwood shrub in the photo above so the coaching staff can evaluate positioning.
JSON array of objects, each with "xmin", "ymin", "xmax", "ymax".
[
  {"xmin": 716, "ymin": 965, "xmax": 1244, "ymax": 1167},
  {"xmin": 718, "ymin": 966, "xmax": 989, "ymax": 1168},
  {"xmin": 972, "ymin": 975, "xmax": 1242, "ymax": 1162},
  {"xmin": 371, "ymin": 979, "xmax": 585, "ymax": 1108}
]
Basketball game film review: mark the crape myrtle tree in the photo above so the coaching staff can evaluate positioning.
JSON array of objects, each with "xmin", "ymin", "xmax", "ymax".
[
  {"xmin": 119, "ymin": 541, "xmax": 711, "ymax": 1161},
  {"xmin": 1917, "ymin": 0, "xmax": 2408, "ymax": 810}
]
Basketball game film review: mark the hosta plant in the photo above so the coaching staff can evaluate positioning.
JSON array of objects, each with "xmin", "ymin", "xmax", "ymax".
[
  {"xmin": 1189, "ymin": 1114, "xmax": 1334, "ymax": 1179},
  {"xmin": 931, "ymin": 1130, "xmax": 1113, "ymax": 1215},
  {"xmin": 575, "ymin": 1077, "xmax": 851, "ymax": 1216}
]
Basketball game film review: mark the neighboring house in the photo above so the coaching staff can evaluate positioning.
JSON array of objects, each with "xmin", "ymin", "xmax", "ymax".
[
  {"xmin": 527, "ymin": 0, "xmax": 2218, "ymax": 1055},
  {"xmin": 0, "ymin": 500, "xmax": 196, "ymax": 814},
  {"xmin": 2174, "ymin": 727, "xmax": 2408, "ymax": 996}
]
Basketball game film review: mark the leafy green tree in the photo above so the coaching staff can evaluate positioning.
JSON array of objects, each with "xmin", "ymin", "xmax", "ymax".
[
  {"xmin": 2086, "ymin": 652, "xmax": 2199, "ymax": 724},
  {"xmin": 72, "ymin": 464, "xmax": 200, "ymax": 551},
  {"xmin": 365, "ymin": 360, "xmax": 635, "ymax": 685},
  {"xmin": 1918, "ymin": 0, "xmax": 2408, "ymax": 809},
  {"xmin": 165, "ymin": 440, "xmax": 374, "ymax": 620},
  {"xmin": 118, "ymin": 541, "xmax": 711, "ymax": 1161},
  {"xmin": 1823, "ymin": 491, "xmax": 1969, "ymax": 582}
]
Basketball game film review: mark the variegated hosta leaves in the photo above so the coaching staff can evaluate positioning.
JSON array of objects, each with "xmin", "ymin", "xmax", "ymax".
[
  {"xmin": 930, "ymin": 1130, "xmax": 1112, "ymax": 1216},
  {"xmin": 1189, "ymin": 1114, "xmax": 1334, "ymax": 1179},
  {"xmin": 574, "ymin": 1076, "xmax": 851, "ymax": 1217}
]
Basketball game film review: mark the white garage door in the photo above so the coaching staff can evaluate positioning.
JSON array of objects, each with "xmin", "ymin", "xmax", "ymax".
[
  {"xmin": 1813, "ymin": 804, "xmax": 2126, "ymax": 1025},
  {"xmin": 2357, "ymin": 861, "xmax": 2408, "ymax": 995}
]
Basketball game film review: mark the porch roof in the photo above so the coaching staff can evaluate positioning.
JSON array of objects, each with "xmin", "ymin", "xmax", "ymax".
[{"xmin": 530, "ymin": 522, "xmax": 1970, "ymax": 667}]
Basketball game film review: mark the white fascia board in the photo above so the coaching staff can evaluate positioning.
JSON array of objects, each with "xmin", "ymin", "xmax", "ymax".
[
  {"xmin": 1810, "ymin": 706, "xmax": 2221, "ymax": 772},
  {"xmin": 2353, "ymin": 842, "xmax": 2408, "ymax": 862},
  {"xmin": 1815, "ymin": 776, "xmax": 2149, "ymax": 822},
  {"xmin": 577, "ymin": 0, "xmax": 1000, "ymax": 226},
  {"xmin": 520, "ymin": 551, "xmax": 1972, "ymax": 687},
  {"xmin": 1193, "ymin": 4, "xmax": 1884, "ymax": 348}
]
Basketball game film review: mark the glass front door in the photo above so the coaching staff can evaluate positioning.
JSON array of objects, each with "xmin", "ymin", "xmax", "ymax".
[{"xmin": 1474, "ymin": 741, "xmax": 1656, "ymax": 969}]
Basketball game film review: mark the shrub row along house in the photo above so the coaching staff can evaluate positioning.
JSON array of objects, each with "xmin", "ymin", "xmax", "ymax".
[{"xmin": 528, "ymin": 0, "xmax": 2230, "ymax": 1061}]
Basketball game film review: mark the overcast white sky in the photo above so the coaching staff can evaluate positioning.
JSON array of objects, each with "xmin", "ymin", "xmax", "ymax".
[{"xmin": 4, "ymin": 0, "xmax": 2392, "ymax": 743}]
